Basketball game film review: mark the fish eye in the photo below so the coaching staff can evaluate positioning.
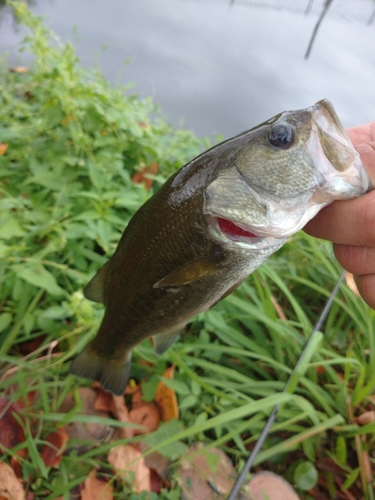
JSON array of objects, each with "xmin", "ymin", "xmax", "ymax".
[{"xmin": 268, "ymin": 123, "xmax": 295, "ymax": 149}]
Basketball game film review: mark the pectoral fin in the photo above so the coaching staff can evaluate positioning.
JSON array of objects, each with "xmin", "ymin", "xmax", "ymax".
[
  {"xmin": 153, "ymin": 329, "xmax": 182, "ymax": 356},
  {"xmin": 153, "ymin": 254, "xmax": 223, "ymax": 288},
  {"xmin": 83, "ymin": 261, "xmax": 110, "ymax": 303}
]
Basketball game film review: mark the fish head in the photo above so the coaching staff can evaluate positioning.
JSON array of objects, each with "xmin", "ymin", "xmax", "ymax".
[{"xmin": 204, "ymin": 99, "xmax": 371, "ymax": 249}]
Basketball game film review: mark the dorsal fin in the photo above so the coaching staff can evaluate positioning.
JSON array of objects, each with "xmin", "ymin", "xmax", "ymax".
[
  {"xmin": 83, "ymin": 261, "xmax": 110, "ymax": 303},
  {"xmin": 153, "ymin": 254, "xmax": 223, "ymax": 288}
]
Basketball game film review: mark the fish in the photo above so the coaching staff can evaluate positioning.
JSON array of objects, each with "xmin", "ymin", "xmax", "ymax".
[{"xmin": 70, "ymin": 99, "xmax": 371, "ymax": 395}]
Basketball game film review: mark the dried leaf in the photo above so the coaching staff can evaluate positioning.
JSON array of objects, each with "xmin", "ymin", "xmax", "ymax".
[
  {"xmin": 355, "ymin": 411, "xmax": 375, "ymax": 425},
  {"xmin": 0, "ymin": 398, "xmax": 26, "ymax": 452},
  {"xmin": 131, "ymin": 386, "xmax": 145, "ymax": 409},
  {"xmin": 9, "ymin": 66, "xmax": 29, "ymax": 73},
  {"xmin": 108, "ymin": 444, "xmax": 151, "ymax": 493},
  {"xmin": 80, "ymin": 470, "xmax": 113, "ymax": 500},
  {"xmin": 129, "ymin": 403, "xmax": 160, "ymax": 435},
  {"xmin": 132, "ymin": 163, "xmax": 158, "ymax": 190},
  {"xmin": 93, "ymin": 386, "xmax": 113, "ymax": 413},
  {"xmin": 150, "ymin": 469, "xmax": 162, "ymax": 493},
  {"xmin": 111, "ymin": 395, "xmax": 134, "ymax": 439},
  {"xmin": 10, "ymin": 453, "xmax": 27, "ymax": 479},
  {"xmin": 59, "ymin": 388, "xmax": 111, "ymax": 441},
  {"xmin": 0, "ymin": 144, "xmax": 8, "ymax": 156},
  {"xmin": 270, "ymin": 295, "xmax": 287, "ymax": 320},
  {"xmin": 0, "ymin": 460, "xmax": 24, "ymax": 500},
  {"xmin": 18, "ymin": 335, "xmax": 47, "ymax": 355},
  {"xmin": 155, "ymin": 365, "xmax": 179, "ymax": 422},
  {"xmin": 40, "ymin": 427, "xmax": 68, "ymax": 468},
  {"xmin": 179, "ymin": 443, "xmax": 236, "ymax": 500},
  {"xmin": 0, "ymin": 396, "xmax": 32, "ymax": 477},
  {"xmin": 245, "ymin": 471, "xmax": 299, "ymax": 500},
  {"xmin": 345, "ymin": 272, "xmax": 361, "ymax": 297}
]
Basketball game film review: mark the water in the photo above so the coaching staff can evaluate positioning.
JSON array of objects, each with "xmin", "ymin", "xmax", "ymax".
[{"xmin": 1, "ymin": 0, "xmax": 375, "ymax": 138}]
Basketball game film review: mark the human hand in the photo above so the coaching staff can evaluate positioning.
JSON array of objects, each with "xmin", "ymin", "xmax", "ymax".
[{"xmin": 304, "ymin": 123, "xmax": 375, "ymax": 309}]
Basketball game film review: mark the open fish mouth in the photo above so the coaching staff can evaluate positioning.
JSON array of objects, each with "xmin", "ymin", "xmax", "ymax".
[
  {"xmin": 217, "ymin": 216, "xmax": 261, "ymax": 241},
  {"xmin": 206, "ymin": 214, "xmax": 285, "ymax": 249}
]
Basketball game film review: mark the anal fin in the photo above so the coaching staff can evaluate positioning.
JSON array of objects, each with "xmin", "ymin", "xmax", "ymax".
[{"xmin": 153, "ymin": 329, "xmax": 182, "ymax": 356}]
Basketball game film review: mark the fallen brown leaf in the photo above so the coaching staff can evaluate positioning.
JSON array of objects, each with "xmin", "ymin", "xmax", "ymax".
[
  {"xmin": 179, "ymin": 443, "xmax": 236, "ymax": 500},
  {"xmin": 132, "ymin": 163, "xmax": 158, "ymax": 190},
  {"xmin": 40, "ymin": 427, "xmax": 69, "ymax": 468},
  {"xmin": 0, "ymin": 395, "xmax": 35, "ymax": 478},
  {"xmin": 245, "ymin": 471, "xmax": 299, "ymax": 500},
  {"xmin": 131, "ymin": 386, "xmax": 145, "ymax": 409},
  {"xmin": 139, "ymin": 442, "xmax": 169, "ymax": 476},
  {"xmin": 0, "ymin": 144, "xmax": 8, "ymax": 156},
  {"xmin": 129, "ymin": 402, "xmax": 160, "ymax": 435},
  {"xmin": 270, "ymin": 295, "xmax": 287, "ymax": 320},
  {"xmin": 0, "ymin": 398, "xmax": 25, "ymax": 450},
  {"xmin": 80, "ymin": 470, "xmax": 113, "ymax": 500},
  {"xmin": 108, "ymin": 444, "xmax": 151, "ymax": 493},
  {"xmin": 111, "ymin": 395, "xmax": 134, "ymax": 439},
  {"xmin": 93, "ymin": 386, "xmax": 113, "ymax": 413},
  {"xmin": 345, "ymin": 272, "xmax": 360, "ymax": 297},
  {"xmin": 9, "ymin": 66, "xmax": 28, "ymax": 73},
  {"xmin": 0, "ymin": 460, "xmax": 24, "ymax": 500},
  {"xmin": 59, "ymin": 388, "xmax": 111, "ymax": 441},
  {"xmin": 355, "ymin": 411, "xmax": 375, "ymax": 425},
  {"xmin": 155, "ymin": 365, "xmax": 179, "ymax": 422},
  {"xmin": 361, "ymin": 435, "xmax": 372, "ymax": 484},
  {"xmin": 150, "ymin": 469, "xmax": 162, "ymax": 493}
]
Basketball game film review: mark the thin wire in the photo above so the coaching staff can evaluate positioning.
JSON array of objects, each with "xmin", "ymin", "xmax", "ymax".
[{"xmin": 227, "ymin": 270, "xmax": 346, "ymax": 500}]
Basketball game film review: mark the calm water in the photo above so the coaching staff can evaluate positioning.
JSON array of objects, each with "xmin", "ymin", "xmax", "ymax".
[{"xmin": 1, "ymin": 0, "xmax": 375, "ymax": 138}]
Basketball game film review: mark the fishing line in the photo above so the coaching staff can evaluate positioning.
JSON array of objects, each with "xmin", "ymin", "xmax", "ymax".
[{"xmin": 226, "ymin": 270, "xmax": 346, "ymax": 500}]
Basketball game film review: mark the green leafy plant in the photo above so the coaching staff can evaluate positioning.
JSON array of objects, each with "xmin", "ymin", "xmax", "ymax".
[{"xmin": 1, "ymin": 2, "xmax": 375, "ymax": 499}]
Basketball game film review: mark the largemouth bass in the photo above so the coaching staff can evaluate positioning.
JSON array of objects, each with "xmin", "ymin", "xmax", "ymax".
[{"xmin": 70, "ymin": 100, "xmax": 371, "ymax": 395}]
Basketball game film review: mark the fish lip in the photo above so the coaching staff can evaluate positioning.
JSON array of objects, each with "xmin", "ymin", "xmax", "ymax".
[
  {"xmin": 313, "ymin": 99, "xmax": 348, "ymax": 139},
  {"xmin": 309, "ymin": 100, "xmax": 372, "ymax": 193}
]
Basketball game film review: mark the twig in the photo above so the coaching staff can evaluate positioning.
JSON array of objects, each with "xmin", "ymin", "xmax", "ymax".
[
  {"xmin": 305, "ymin": 0, "xmax": 334, "ymax": 59},
  {"xmin": 226, "ymin": 270, "xmax": 346, "ymax": 500}
]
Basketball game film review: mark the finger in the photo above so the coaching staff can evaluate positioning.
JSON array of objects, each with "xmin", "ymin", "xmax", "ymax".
[
  {"xmin": 347, "ymin": 122, "xmax": 375, "ymax": 147},
  {"xmin": 354, "ymin": 274, "xmax": 375, "ymax": 310},
  {"xmin": 355, "ymin": 143, "xmax": 375, "ymax": 181},
  {"xmin": 333, "ymin": 244, "xmax": 375, "ymax": 275},
  {"xmin": 303, "ymin": 190, "xmax": 375, "ymax": 246},
  {"xmin": 347, "ymin": 124, "xmax": 375, "ymax": 181}
]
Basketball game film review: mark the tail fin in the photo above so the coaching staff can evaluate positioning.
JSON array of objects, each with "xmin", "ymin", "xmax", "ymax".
[{"xmin": 69, "ymin": 344, "xmax": 131, "ymax": 396}]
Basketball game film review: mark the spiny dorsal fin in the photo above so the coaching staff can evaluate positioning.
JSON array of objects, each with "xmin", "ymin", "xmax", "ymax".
[
  {"xmin": 153, "ymin": 253, "xmax": 223, "ymax": 288},
  {"xmin": 83, "ymin": 261, "xmax": 110, "ymax": 303},
  {"xmin": 153, "ymin": 329, "xmax": 182, "ymax": 356}
]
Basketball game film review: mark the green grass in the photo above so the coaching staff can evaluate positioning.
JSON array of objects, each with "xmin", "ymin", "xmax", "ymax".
[{"xmin": 1, "ymin": 2, "xmax": 375, "ymax": 499}]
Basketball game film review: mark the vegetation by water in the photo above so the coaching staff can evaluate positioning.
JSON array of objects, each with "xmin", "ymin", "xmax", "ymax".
[{"xmin": 1, "ymin": 2, "xmax": 375, "ymax": 499}]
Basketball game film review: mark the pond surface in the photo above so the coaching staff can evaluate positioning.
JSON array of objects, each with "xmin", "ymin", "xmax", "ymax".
[{"xmin": 1, "ymin": 0, "xmax": 375, "ymax": 139}]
